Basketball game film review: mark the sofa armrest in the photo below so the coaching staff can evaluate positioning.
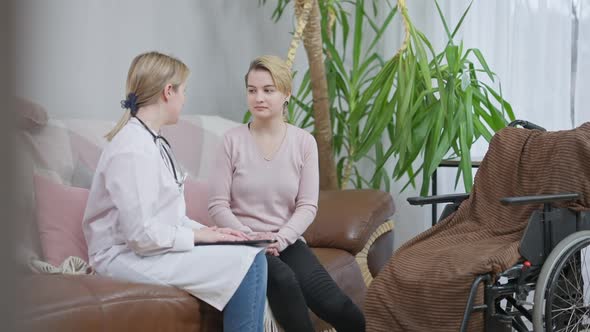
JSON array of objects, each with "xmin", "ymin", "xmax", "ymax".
[
  {"xmin": 355, "ymin": 221, "xmax": 395, "ymax": 285},
  {"xmin": 303, "ymin": 189, "xmax": 395, "ymax": 256}
]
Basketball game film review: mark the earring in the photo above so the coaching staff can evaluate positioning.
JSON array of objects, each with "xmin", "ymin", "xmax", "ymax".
[{"xmin": 283, "ymin": 100, "xmax": 289, "ymax": 107}]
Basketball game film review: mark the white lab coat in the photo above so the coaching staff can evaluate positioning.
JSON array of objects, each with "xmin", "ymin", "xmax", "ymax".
[{"xmin": 83, "ymin": 118, "xmax": 262, "ymax": 310}]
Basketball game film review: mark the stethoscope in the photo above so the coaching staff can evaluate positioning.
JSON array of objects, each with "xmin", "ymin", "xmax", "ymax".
[{"xmin": 134, "ymin": 116, "xmax": 186, "ymax": 189}]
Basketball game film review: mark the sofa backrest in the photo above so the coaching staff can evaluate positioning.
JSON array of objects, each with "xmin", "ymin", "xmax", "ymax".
[
  {"xmin": 161, "ymin": 115, "xmax": 241, "ymax": 182},
  {"xmin": 17, "ymin": 113, "xmax": 241, "ymax": 263},
  {"xmin": 20, "ymin": 118, "xmax": 113, "ymax": 187},
  {"xmin": 22, "ymin": 115, "xmax": 240, "ymax": 185}
]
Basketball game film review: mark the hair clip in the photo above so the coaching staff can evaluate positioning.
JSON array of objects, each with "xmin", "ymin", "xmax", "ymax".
[{"xmin": 120, "ymin": 92, "xmax": 139, "ymax": 115}]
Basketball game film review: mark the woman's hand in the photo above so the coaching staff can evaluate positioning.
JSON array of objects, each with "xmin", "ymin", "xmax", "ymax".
[
  {"xmin": 265, "ymin": 241, "xmax": 280, "ymax": 256},
  {"xmin": 251, "ymin": 232, "xmax": 280, "ymax": 256},
  {"xmin": 193, "ymin": 227, "xmax": 247, "ymax": 244}
]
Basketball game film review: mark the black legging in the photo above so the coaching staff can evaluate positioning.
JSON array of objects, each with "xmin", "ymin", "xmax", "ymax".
[{"xmin": 266, "ymin": 240, "xmax": 365, "ymax": 332}]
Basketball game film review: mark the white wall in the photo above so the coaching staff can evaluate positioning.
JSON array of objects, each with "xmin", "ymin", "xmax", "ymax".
[
  {"xmin": 14, "ymin": 0, "xmax": 590, "ymax": 251},
  {"xmin": 14, "ymin": 0, "xmax": 308, "ymax": 122},
  {"xmin": 575, "ymin": 0, "xmax": 590, "ymax": 125}
]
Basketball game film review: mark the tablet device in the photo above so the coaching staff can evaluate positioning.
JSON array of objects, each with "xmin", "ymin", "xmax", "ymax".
[{"xmin": 195, "ymin": 239, "xmax": 277, "ymax": 246}]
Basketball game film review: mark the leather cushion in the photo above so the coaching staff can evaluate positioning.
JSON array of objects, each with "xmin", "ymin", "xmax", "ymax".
[{"xmin": 17, "ymin": 274, "xmax": 221, "ymax": 332}]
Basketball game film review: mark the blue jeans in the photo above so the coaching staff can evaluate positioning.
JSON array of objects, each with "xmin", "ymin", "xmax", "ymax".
[{"xmin": 224, "ymin": 251, "xmax": 267, "ymax": 332}]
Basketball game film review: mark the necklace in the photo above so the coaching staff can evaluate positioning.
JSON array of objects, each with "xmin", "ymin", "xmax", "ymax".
[{"xmin": 249, "ymin": 121, "xmax": 287, "ymax": 161}]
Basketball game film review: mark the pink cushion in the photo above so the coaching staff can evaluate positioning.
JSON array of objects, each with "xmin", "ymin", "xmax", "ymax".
[
  {"xmin": 184, "ymin": 178, "xmax": 212, "ymax": 226},
  {"xmin": 34, "ymin": 174, "xmax": 89, "ymax": 266}
]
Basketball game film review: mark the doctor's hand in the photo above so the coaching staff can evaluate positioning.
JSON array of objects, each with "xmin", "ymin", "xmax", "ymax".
[
  {"xmin": 193, "ymin": 227, "xmax": 245, "ymax": 244},
  {"xmin": 212, "ymin": 227, "xmax": 251, "ymax": 240}
]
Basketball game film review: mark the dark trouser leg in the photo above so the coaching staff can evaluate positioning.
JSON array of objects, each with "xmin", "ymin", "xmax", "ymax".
[
  {"xmin": 265, "ymin": 254, "xmax": 314, "ymax": 332},
  {"xmin": 281, "ymin": 241, "xmax": 366, "ymax": 332}
]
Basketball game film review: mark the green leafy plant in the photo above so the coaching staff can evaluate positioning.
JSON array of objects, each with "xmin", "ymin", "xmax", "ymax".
[
  {"xmin": 366, "ymin": 0, "xmax": 515, "ymax": 195},
  {"xmin": 255, "ymin": 0, "xmax": 515, "ymax": 195}
]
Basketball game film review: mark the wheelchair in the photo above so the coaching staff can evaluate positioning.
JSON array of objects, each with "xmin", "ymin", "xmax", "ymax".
[{"xmin": 408, "ymin": 120, "xmax": 590, "ymax": 332}]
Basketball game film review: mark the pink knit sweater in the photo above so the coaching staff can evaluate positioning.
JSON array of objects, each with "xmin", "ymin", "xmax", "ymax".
[{"xmin": 208, "ymin": 123, "xmax": 319, "ymax": 251}]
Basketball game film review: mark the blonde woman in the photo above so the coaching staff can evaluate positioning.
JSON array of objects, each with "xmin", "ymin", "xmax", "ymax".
[
  {"xmin": 209, "ymin": 55, "xmax": 365, "ymax": 331},
  {"xmin": 83, "ymin": 51, "xmax": 267, "ymax": 332}
]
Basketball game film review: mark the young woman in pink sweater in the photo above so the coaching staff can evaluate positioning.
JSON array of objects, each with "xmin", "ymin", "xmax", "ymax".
[{"xmin": 208, "ymin": 55, "xmax": 365, "ymax": 332}]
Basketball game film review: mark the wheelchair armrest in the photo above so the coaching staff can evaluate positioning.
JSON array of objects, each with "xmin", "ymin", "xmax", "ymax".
[
  {"xmin": 407, "ymin": 193, "xmax": 470, "ymax": 206},
  {"xmin": 500, "ymin": 192, "xmax": 581, "ymax": 206}
]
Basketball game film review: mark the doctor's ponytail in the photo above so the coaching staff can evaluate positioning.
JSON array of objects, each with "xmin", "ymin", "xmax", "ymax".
[{"xmin": 106, "ymin": 51, "xmax": 189, "ymax": 141}]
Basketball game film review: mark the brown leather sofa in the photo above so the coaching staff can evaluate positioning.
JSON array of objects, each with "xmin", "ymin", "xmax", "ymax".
[
  {"xmin": 17, "ymin": 189, "xmax": 395, "ymax": 332},
  {"xmin": 14, "ymin": 111, "xmax": 395, "ymax": 331}
]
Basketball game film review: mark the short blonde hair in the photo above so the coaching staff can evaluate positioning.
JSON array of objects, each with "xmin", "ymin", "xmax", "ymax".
[
  {"xmin": 106, "ymin": 51, "xmax": 190, "ymax": 141},
  {"xmin": 245, "ymin": 55, "xmax": 292, "ymax": 95}
]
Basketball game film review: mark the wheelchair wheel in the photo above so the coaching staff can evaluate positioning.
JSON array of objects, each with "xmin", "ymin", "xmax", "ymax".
[{"xmin": 532, "ymin": 230, "xmax": 590, "ymax": 331}]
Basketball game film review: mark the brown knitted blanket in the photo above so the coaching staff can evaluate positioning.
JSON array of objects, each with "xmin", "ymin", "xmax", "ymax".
[{"xmin": 366, "ymin": 123, "xmax": 590, "ymax": 332}]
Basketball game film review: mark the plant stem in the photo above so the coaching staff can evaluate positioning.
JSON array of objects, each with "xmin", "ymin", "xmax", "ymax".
[
  {"xmin": 397, "ymin": 0, "xmax": 410, "ymax": 55},
  {"xmin": 298, "ymin": 0, "xmax": 339, "ymax": 190},
  {"xmin": 286, "ymin": 0, "xmax": 312, "ymax": 69},
  {"xmin": 341, "ymin": 147, "xmax": 355, "ymax": 189}
]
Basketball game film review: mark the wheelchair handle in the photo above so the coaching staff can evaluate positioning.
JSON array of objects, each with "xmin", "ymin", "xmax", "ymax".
[
  {"xmin": 500, "ymin": 192, "xmax": 581, "ymax": 206},
  {"xmin": 508, "ymin": 120, "xmax": 546, "ymax": 131}
]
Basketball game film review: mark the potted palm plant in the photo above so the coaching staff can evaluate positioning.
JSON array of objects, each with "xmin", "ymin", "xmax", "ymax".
[{"xmin": 255, "ymin": 0, "xmax": 515, "ymax": 195}]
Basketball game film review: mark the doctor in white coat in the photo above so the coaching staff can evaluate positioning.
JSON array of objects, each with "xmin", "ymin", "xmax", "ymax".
[{"xmin": 83, "ymin": 51, "xmax": 267, "ymax": 332}]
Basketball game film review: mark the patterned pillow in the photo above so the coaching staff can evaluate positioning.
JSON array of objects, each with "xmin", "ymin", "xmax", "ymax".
[{"xmin": 14, "ymin": 96, "xmax": 48, "ymax": 130}]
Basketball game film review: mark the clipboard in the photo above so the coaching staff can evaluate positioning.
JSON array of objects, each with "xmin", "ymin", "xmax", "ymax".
[{"xmin": 194, "ymin": 239, "xmax": 277, "ymax": 246}]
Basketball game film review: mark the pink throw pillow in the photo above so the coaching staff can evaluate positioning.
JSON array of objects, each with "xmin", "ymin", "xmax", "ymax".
[
  {"xmin": 184, "ymin": 178, "xmax": 213, "ymax": 226},
  {"xmin": 34, "ymin": 174, "xmax": 89, "ymax": 266}
]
